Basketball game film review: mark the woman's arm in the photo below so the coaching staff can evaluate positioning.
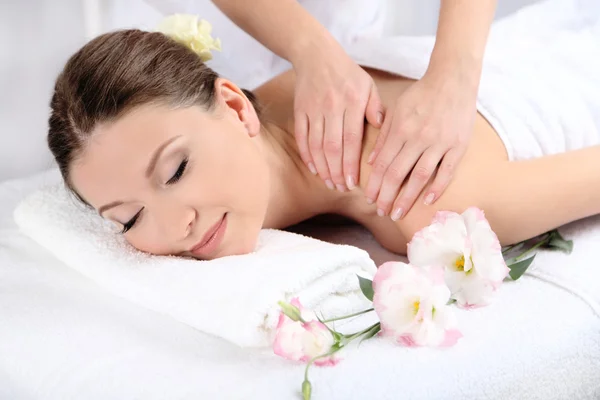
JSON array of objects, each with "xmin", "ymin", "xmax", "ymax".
[
  {"xmin": 367, "ymin": 0, "xmax": 498, "ymax": 220},
  {"xmin": 390, "ymin": 118, "xmax": 600, "ymax": 246},
  {"xmin": 428, "ymin": 0, "xmax": 497, "ymax": 85},
  {"xmin": 211, "ymin": 0, "xmax": 383, "ymax": 193},
  {"xmin": 210, "ymin": 0, "xmax": 335, "ymax": 65}
]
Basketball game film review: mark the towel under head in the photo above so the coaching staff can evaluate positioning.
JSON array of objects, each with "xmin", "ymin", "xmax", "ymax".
[{"xmin": 14, "ymin": 181, "xmax": 377, "ymax": 347}]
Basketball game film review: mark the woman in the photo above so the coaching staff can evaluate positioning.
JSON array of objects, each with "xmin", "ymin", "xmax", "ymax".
[{"xmin": 47, "ymin": 17, "xmax": 600, "ymax": 260}]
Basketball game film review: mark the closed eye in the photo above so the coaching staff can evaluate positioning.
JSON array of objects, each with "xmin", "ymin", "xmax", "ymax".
[
  {"xmin": 166, "ymin": 158, "xmax": 188, "ymax": 185},
  {"xmin": 121, "ymin": 207, "xmax": 143, "ymax": 234}
]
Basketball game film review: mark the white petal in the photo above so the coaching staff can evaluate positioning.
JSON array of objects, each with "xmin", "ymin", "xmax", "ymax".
[{"xmin": 408, "ymin": 217, "xmax": 467, "ymax": 268}]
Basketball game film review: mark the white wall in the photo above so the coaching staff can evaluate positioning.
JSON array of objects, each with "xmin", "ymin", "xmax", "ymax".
[
  {"xmin": 0, "ymin": 0, "xmax": 542, "ymax": 182},
  {"xmin": 0, "ymin": 0, "xmax": 87, "ymax": 182}
]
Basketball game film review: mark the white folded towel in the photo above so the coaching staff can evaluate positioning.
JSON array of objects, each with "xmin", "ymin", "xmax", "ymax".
[{"xmin": 13, "ymin": 182, "xmax": 376, "ymax": 347}]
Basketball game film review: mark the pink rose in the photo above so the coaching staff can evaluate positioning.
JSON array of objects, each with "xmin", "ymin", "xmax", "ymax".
[
  {"xmin": 408, "ymin": 207, "xmax": 510, "ymax": 308},
  {"xmin": 373, "ymin": 262, "xmax": 462, "ymax": 347},
  {"xmin": 273, "ymin": 298, "xmax": 338, "ymax": 366}
]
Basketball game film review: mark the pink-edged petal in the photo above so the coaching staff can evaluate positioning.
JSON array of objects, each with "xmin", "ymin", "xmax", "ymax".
[
  {"xmin": 290, "ymin": 297, "xmax": 303, "ymax": 309},
  {"xmin": 273, "ymin": 321, "xmax": 305, "ymax": 361},
  {"xmin": 439, "ymin": 329, "xmax": 463, "ymax": 347},
  {"xmin": 373, "ymin": 261, "xmax": 399, "ymax": 293},
  {"xmin": 462, "ymin": 207, "xmax": 487, "ymax": 222},
  {"xmin": 433, "ymin": 210, "xmax": 460, "ymax": 225},
  {"xmin": 423, "ymin": 265, "xmax": 446, "ymax": 286},
  {"xmin": 314, "ymin": 358, "xmax": 339, "ymax": 367},
  {"xmin": 276, "ymin": 312, "xmax": 287, "ymax": 330},
  {"xmin": 397, "ymin": 335, "xmax": 419, "ymax": 347},
  {"xmin": 458, "ymin": 302, "xmax": 484, "ymax": 310}
]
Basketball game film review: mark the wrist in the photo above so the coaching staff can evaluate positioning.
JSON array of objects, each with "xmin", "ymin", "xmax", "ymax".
[
  {"xmin": 288, "ymin": 29, "xmax": 342, "ymax": 69},
  {"xmin": 426, "ymin": 50, "xmax": 482, "ymax": 96}
]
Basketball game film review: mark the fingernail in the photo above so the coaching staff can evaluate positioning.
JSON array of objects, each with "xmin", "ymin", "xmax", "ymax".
[
  {"xmin": 346, "ymin": 175, "xmax": 356, "ymax": 190},
  {"xmin": 336, "ymin": 184, "xmax": 346, "ymax": 192},
  {"xmin": 308, "ymin": 163, "xmax": 317, "ymax": 175},
  {"xmin": 377, "ymin": 208, "xmax": 385, "ymax": 217},
  {"xmin": 377, "ymin": 112, "xmax": 383, "ymax": 125},
  {"xmin": 391, "ymin": 207, "xmax": 404, "ymax": 221},
  {"xmin": 366, "ymin": 197, "xmax": 374, "ymax": 205},
  {"xmin": 325, "ymin": 180, "xmax": 335, "ymax": 190},
  {"xmin": 367, "ymin": 152, "xmax": 375, "ymax": 164},
  {"xmin": 424, "ymin": 193, "xmax": 435, "ymax": 205}
]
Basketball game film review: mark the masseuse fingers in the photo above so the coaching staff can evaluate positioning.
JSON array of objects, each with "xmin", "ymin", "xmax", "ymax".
[
  {"xmin": 374, "ymin": 142, "xmax": 423, "ymax": 216},
  {"xmin": 293, "ymin": 112, "xmax": 315, "ymax": 175},
  {"xmin": 308, "ymin": 115, "xmax": 333, "ymax": 189},
  {"xmin": 323, "ymin": 111, "xmax": 346, "ymax": 190},
  {"xmin": 342, "ymin": 102, "xmax": 367, "ymax": 191},
  {"xmin": 390, "ymin": 147, "xmax": 444, "ymax": 221},
  {"xmin": 365, "ymin": 114, "xmax": 402, "ymax": 204},
  {"xmin": 425, "ymin": 147, "xmax": 463, "ymax": 206},
  {"xmin": 364, "ymin": 82, "xmax": 384, "ymax": 130},
  {"xmin": 368, "ymin": 105, "xmax": 393, "ymax": 166}
]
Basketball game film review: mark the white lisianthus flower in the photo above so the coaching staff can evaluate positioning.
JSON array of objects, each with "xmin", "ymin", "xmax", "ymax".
[
  {"xmin": 372, "ymin": 262, "xmax": 462, "ymax": 347},
  {"xmin": 408, "ymin": 207, "xmax": 510, "ymax": 308},
  {"xmin": 273, "ymin": 298, "xmax": 338, "ymax": 366}
]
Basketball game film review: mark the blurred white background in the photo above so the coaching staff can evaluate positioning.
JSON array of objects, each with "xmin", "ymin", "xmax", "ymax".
[{"xmin": 0, "ymin": 0, "xmax": 541, "ymax": 182}]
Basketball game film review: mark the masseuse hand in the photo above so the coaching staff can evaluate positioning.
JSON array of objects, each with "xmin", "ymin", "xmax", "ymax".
[
  {"xmin": 293, "ymin": 44, "xmax": 384, "ymax": 191},
  {"xmin": 365, "ymin": 69, "xmax": 478, "ymax": 220}
]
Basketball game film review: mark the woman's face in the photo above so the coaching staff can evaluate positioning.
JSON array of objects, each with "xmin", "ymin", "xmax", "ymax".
[{"xmin": 70, "ymin": 80, "xmax": 269, "ymax": 259}]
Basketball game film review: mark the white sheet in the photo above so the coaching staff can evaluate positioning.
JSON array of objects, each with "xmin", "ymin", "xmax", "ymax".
[{"xmin": 2, "ymin": 172, "xmax": 600, "ymax": 400}]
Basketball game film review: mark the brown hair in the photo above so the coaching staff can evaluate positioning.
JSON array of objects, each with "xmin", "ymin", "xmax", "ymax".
[{"xmin": 48, "ymin": 29, "xmax": 260, "ymax": 196}]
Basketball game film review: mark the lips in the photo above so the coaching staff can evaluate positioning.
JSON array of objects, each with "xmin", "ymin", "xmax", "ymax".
[{"xmin": 190, "ymin": 213, "xmax": 227, "ymax": 258}]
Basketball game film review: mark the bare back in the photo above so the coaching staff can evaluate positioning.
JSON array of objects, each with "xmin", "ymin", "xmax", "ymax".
[{"xmin": 255, "ymin": 67, "xmax": 510, "ymax": 254}]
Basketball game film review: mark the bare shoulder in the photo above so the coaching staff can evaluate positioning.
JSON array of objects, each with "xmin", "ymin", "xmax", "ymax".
[
  {"xmin": 253, "ymin": 69, "xmax": 296, "ymax": 105},
  {"xmin": 388, "ymin": 116, "xmax": 509, "ymax": 243}
]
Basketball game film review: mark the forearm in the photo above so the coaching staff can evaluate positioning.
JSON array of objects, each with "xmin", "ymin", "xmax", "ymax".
[
  {"xmin": 211, "ymin": 0, "xmax": 339, "ymax": 65},
  {"xmin": 428, "ymin": 0, "xmax": 497, "ymax": 90}
]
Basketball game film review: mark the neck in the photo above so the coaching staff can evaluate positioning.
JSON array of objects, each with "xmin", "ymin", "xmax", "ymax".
[{"xmin": 258, "ymin": 122, "xmax": 349, "ymax": 229}]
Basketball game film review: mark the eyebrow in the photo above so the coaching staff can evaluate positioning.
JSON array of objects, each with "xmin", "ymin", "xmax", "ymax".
[
  {"xmin": 145, "ymin": 135, "xmax": 183, "ymax": 178},
  {"xmin": 97, "ymin": 135, "xmax": 183, "ymax": 216}
]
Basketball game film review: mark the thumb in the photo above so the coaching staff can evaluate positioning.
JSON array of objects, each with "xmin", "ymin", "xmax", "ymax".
[{"xmin": 365, "ymin": 82, "xmax": 385, "ymax": 128}]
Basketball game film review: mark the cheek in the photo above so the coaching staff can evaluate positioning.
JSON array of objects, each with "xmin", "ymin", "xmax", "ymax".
[
  {"xmin": 126, "ymin": 234, "xmax": 167, "ymax": 256},
  {"xmin": 198, "ymin": 128, "xmax": 270, "ymax": 208}
]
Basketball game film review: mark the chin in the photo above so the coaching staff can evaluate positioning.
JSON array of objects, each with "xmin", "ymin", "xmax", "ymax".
[{"xmin": 225, "ymin": 231, "xmax": 260, "ymax": 257}]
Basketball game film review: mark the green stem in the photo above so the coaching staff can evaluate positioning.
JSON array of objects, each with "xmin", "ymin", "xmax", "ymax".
[
  {"xmin": 502, "ymin": 242, "xmax": 523, "ymax": 255},
  {"xmin": 320, "ymin": 308, "xmax": 374, "ymax": 323},
  {"xmin": 513, "ymin": 233, "xmax": 551, "ymax": 262},
  {"xmin": 342, "ymin": 322, "xmax": 381, "ymax": 342},
  {"xmin": 303, "ymin": 347, "xmax": 341, "ymax": 382}
]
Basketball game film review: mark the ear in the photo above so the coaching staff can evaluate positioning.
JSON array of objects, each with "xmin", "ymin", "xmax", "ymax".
[{"xmin": 214, "ymin": 78, "xmax": 261, "ymax": 137}]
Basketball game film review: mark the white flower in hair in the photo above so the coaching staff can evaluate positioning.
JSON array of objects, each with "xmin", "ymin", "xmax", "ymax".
[{"xmin": 156, "ymin": 14, "xmax": 222, "ymax": 62}]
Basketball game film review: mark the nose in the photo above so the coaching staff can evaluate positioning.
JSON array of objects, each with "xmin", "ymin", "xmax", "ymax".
[
  {"xmin": 156, "ymin": 203, "xmax": 197, "ymax": 242},
  {"xmin": 184, "ymin": 208, "xmax": 197, "ymax": 239}
]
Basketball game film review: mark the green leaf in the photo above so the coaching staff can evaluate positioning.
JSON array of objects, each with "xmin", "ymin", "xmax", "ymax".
[
  {"xmin": 508, "ymin": 255, "xmax": 536, "ymax": 280},
  {"xmin": 446, "ymin": 298, "xmax": 457, "ymax": 306},
  {"xmin": 359, "ymin": 323, "xmax": 381, "ymax": 345},
  {"xmin": 545, "ymin": 230, "xmax": 573, "ymax": 254},
  {"xmin": 357, "ymin": 275, "xmax": 374, "ymax": 302}
]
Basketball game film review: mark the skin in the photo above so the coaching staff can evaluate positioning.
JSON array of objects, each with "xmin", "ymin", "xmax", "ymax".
[
  {"xmin": 71, "ymin": 68, "xmax": 600, "ymax": 260},
  {"xmin": 212, "ymin": 0, "xmax": 497, "ymax": 217}
]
